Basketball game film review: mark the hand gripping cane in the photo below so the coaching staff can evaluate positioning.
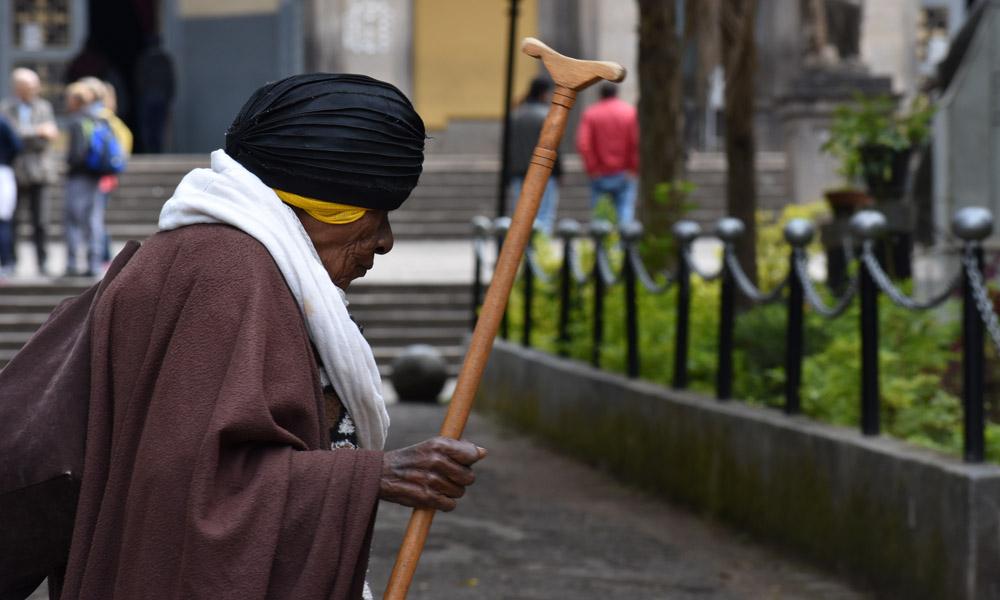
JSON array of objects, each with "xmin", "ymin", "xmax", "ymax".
[{"xmin": 383, "ymin": 38, "xmax": 625, "ymax": 600}]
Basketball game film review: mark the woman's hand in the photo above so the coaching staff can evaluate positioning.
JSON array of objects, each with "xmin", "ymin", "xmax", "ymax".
[{"xmin": 379, "ymin": 437, "xmax": 487, "ymax": 511}]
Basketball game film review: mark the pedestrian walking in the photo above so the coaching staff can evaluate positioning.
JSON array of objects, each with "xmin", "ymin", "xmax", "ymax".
[
  {"xmin": 62, "ymin": 81, "xmax": 102, "ymax": 277},
  {"xmin": 0, "ymin": 68, "xmax": 59, "ymax": 275},
  {"xmin": 508, "ymin": 77, "xmax": 561, "ymax": 233},
  {"xmin": 576, "ymin": 83, "xmax": 639, "ymax": 224},
  {"xmin": 0, "ymin": 114, "xmax": 21, "ymax": 278}
]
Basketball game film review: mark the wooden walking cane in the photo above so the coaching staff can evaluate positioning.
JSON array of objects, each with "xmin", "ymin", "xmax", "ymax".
[{"xmin": 383, "ymin": 38, "xmax": 625, "ymax": 600}]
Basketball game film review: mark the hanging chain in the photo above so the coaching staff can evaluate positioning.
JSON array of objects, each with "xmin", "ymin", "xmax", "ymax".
[
  {"xmin": 595, "ymin": 245, "xmax": 623, "ymax": 285},
  {"xmin": 962, "ymin": 247, "xmax": 1000, "ymax": 356},
  {"xmin": 626, "ymin": 246, "xmax": 674, "ymax": 294},
  {"xmin": 525, "ymin": 245, "xmax": 554, "ymax": 285},
  {"xmin": 795, "ymin": 252, "xmax": 858, "ymax": 318},
  {"xmin": 725, "ymin": 248, "xmax": 788, "ymax": 304},
  {"xmin": 860, "ymin": 243, "xmax": 961, "ymax": 310}
]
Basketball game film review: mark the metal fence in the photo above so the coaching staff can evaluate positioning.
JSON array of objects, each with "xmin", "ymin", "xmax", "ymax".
[{"xmin": 471, "ymin": 208, "xmax": 998, "ymax": 464}]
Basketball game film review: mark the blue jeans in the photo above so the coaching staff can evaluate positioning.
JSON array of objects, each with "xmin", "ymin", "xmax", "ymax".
[
  {"xmin": 64, "ymin": 176, "xmax": 102, "ymax": 274},
  {"xmin": 590, "ymin": 172, "xmax": 637, "ymax": 225},
  {"xmin": 510, "ymin": 176, "xmax": 559, "ymax": 235}
]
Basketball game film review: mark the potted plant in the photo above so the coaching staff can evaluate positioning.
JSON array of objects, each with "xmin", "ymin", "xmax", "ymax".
[{"xmin": 822, "ymin": 93, "xmax": 935, "ymax": 202}]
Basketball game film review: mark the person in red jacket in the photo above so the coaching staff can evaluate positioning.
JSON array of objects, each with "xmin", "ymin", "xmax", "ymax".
[{"xmin": 575, "ymin": 83, "xmax": 639, "ymax": 224}]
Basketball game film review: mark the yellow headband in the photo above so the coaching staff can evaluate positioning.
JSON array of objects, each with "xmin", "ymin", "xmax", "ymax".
[{"xmin": 273, "ymin": 189, "xmax": 368, "ymax": 225}]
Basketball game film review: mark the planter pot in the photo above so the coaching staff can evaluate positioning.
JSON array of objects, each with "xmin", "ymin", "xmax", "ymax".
[
  {"xmin": 859, "ymin": 144, "xmax": 912, "ymax": 201},
  {"xmin": 824, "ymin": 188, "xmax": 872, "ymax": 218}
]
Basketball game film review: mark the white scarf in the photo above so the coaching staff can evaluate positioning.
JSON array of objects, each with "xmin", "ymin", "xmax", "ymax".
[{"xmin": 158, "ymin": 150, "xmax": 389, "ymax": 449}]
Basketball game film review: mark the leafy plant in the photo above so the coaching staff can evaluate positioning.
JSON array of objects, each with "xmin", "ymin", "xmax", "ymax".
[{"xmin": 822, "ymin": 93, "xmax": 935, "ymax": 184}]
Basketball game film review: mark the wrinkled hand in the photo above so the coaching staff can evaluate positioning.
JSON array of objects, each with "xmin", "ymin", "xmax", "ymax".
[{"xmin": 380, "ymin": 437, "xmax": 487, "ymax": 512}]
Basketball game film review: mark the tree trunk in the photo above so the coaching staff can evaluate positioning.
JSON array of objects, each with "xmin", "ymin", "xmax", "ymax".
[
  {"xmin": 720, "ymin": 0, "xmax": 759, "ymax": 283},
  {"xmin": 637, "ymin": 0, "xmax": 684, "ymax": 257}
]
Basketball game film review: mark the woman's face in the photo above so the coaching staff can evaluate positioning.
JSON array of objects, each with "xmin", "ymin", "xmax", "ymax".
[{"xmin": 294, "ymin": 207, "xmax": 394, "ymax": 289}]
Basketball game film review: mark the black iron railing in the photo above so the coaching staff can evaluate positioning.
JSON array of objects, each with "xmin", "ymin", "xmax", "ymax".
[{"xmin": 471, "ymin": 207, "xmax": 999, "ymax": 464}]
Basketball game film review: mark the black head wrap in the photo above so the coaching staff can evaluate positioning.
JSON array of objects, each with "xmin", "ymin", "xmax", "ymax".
[{"xmin": 225, "ymin": 73, "xmax": 425, "ymax": 211}]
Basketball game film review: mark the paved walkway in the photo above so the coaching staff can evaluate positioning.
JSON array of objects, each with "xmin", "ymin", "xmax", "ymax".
[{"xmin": 368, "ymin": 403, "xmax": 869, "ymax": 600}]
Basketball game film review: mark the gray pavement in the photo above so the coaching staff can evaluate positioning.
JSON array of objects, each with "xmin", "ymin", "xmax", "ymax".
[{"xmin": 368, "ymin": 403, "xmax": 869, "ymax": 600}]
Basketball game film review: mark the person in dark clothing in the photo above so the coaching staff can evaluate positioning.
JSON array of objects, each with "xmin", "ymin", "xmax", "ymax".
[
  {"xmin": 134, "ymin": 37, "xmax": 176, "ymax": 153},
  {"xmin": 0, "ymin": 115, "xmax": 22, "ymax": 275},
  {"xmin": 507, "ymin": 77, "xmax": 561, "ymax": 233}
]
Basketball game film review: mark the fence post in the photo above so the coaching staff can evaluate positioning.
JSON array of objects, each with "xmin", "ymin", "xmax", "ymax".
[
  {"xmin": 952, "ymin": 207, "xmax": 993, "ymax": 463},
  {"xmin": 783, "ymin": 219, "xmax": 814, "ymax": 415},
  {"xmin": 852, "ymin": 211, "xmax": 887, "ymax": 436},
  {"xmin": 494, "ymin": 216, "xmax": 512, "ymax": 340},
  {"xmin": 556, "ymin": 219, "xmax": 580, "ymax": 358},
  {"xmin": 522, "ymin": 227, "xmax": 538, "ymax": 348},
  {"xmin": 715, "ymin": 218, "xmax": 745, "ymax": 401},
  {"xmin": 620, "ymin": 221, "xmax": 644, "ymax": 378},
  {"xmin": 590, "ymin": 219, "xmax": 613, "ymax": 368},
  {"xmin": 470, "ymin": 216, "xmax": 492, "ymax": 331},
  {"xmin": 672, "ymin": 220, "xmax": 701, "ymax": 389}
]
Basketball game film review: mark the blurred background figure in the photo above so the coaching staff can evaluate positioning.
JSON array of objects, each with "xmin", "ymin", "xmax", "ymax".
[
  {"xmin": 575, "ymin": 83, "xmax": 638, "ymax": 225},
  {"xmin": 507, "ymin": 77, "xmax": 561, "ymax": 234},
  {"xmin": 62, "ymin": 81, "xmax": 101, "ymax": 277},
  {"xmin": 0, "ymin": 68, "xmax": 58, "ymax": 276},
  {"xmin": 0, "ymin": 113, "xmax": 21, "ymax": 279},
  {"xmin": 80, "ymin": 77, "xmax": 132, "ymax": 267},
  {"xmin": 134, "ymin": 35, "xmax": 175, "ymax": 153}
]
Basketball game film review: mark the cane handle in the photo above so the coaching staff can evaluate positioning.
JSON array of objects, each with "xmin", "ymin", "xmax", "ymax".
[{"xmin": 521, "ymin": 37, "xmax": 626, "ymax": 91}]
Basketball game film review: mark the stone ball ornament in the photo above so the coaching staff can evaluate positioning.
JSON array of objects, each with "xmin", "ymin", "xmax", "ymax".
[
  {"xmin": 783, "ymin": 218, "xmax": 816, "ymax": 247},
  {"xmin": 471, "ymin": 215, "xmax": 493, "ymax": 236},
  {"xmin": 555, "ymin": 218, "xmax": 581, "ymax": 239},
  {"xmin": 849, "ymin": 210, "xmax": 888, "ymax": 240},
  {"xmin": 672, "ymin": 220, "xmax": 701, "ymax": 244},
  {"xmin": 493, "ymin": 216, "xmax": 512, "ymax": 235},
  {"xmin": 589, "ymin": 218, "xmax": 614, "ymax": 239},
  {"xmin": 619, "ymin": 220, "xmax": 644, "ymax": 243},
  {"xmin": 951, "ymin": 207, "xmax": 993, "ymax": 242},
  {"xmin": 390, "ymin": 344, "xmax": 449, "ymax": 403},
  {"xmin": 715, "ymin": 217, "xmax": 746, "ymax": 243}
]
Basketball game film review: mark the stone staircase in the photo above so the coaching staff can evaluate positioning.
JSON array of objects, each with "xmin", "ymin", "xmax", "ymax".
[
  {"xmin": 0, "ymin": 281, "xmax": 471, "ymax": 378},
  {"xmin": 21, "ymin": 152, "xmax": 788, "ymax": 242},
  {"xmin": 3, "ymin": 151, "xmax": 787, "ymax": 378}
]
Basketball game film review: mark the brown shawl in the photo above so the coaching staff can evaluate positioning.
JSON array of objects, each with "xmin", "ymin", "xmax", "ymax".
[{"xmin": 61, "ymin": 224, "xmax": 382, "ymax": 599}]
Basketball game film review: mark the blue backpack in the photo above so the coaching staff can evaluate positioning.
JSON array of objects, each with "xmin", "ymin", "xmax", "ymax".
[{"xmin": 82, "ymin": 118, "xmax": 126, "ymax": 176}]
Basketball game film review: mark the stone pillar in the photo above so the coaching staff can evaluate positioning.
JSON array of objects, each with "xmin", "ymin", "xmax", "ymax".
[
  {"xmin": 776, "ymin": 68, "xmax": 893, "ymax": 204},
  {"xmin": 860, "ymin": 0, "xmax": 919, "ymax": 97}
]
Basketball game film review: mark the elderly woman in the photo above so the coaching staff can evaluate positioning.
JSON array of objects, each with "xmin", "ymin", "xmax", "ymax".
[{"xmin": 59, "ymin": 74, "xmax": 485, "ymax": 599}]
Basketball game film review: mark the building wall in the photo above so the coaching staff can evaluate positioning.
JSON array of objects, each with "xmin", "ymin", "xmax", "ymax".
[
  {"xmin": 163, "ymin": 0, "xmax": 303, "ymax": 151},
  {"xmin": 412, "ymin": 0, "xmax": 539, "ymax": 131}
]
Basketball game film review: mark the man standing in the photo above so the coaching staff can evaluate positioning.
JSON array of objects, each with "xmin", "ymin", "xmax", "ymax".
[
  {"xmin": 508, "ymin": 77, "xmax": 561, "ymax": 233},
  {"xmin": 0, "ymin": 68, "xmax": 58, "ymax": 275},
  {"xmin": 576, "ymin": 83, "xmax": 639, "ymax": 224}
]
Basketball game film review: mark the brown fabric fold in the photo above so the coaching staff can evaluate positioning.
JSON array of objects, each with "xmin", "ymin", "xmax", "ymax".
[{"xmin": 61, "ymin": 224, "xmax": 382, "ymax": 600}]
